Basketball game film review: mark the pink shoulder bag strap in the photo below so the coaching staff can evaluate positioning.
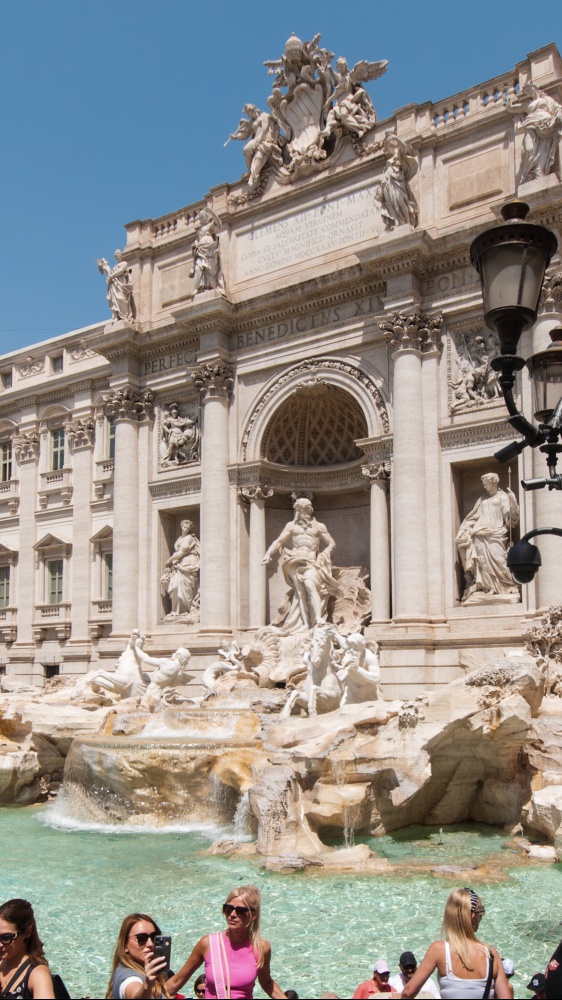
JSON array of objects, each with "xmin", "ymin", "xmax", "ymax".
[{"xmin": 209, "ymin": 931, "xmax": 231, "ymax": 999}]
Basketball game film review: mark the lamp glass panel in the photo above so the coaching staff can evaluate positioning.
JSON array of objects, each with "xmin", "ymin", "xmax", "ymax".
[
  {"xmin": 531, "ymin": 357, "xmax": 562, "ymax": 419},
  {"xmin": 480, "ymin": 244, "xmax": 547, "ymax": 315}
]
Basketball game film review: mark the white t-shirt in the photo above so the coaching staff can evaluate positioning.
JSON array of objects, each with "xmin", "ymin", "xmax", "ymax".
[{"xmin": 389, "ymin": 971, "xmax": 441, "ymax": 997}]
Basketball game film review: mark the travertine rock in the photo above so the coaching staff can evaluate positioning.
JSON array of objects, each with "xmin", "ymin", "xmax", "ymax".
[{"xmin": 522, "ymin": 785, "xmax": 562, "ymax": 860}]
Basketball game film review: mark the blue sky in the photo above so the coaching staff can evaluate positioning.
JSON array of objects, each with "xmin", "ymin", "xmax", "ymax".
[{"xmin": 0, "ymin": 0, "xmax": 558, "ymax": 353}]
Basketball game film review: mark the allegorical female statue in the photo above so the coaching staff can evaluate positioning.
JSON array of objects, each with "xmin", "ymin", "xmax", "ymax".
[
  {"xmin": 375, "ymin": 131, "xmax": 419, "ymax": 230},
  {"xmin": 161, "ymin": 520, "xmax": 200, "ymax": 619},
  {"xmin": 456, "ymin": 473, "xmax": 520, "ymax": 605},
  {"xmin": 505, "ymin": 82, "xmax": 562, "ymax": 182},
  {"xmin": 96, "ymin": 250, "xmax": 135, "ymax": 323}
]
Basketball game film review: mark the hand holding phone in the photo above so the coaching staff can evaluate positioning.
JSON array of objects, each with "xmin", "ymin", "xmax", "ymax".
[{"xmin": 153, "ymin": 934, "xmax": 172, "ymax": 978}]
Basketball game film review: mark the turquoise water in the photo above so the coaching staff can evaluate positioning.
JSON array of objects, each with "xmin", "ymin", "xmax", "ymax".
[{"xmin": 2, "ymin": 805, "xmax": 561, "ymax": 999}]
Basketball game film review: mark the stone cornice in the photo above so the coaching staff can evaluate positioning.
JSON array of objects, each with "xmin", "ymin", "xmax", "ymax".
[
  {"xmin": 149, "ymin": 476, "xmax": 201, "ymax": 499},
  {"xmin": 229, "ymin": 460, "xmax": 367, "ymax": 493},
  {"xmin": 439, "ymin": 419, "xmax": 515, "ymax": 451},
  {"xmin": 35, "ymin": 507, "xmax": 74, "ymax": 523}
]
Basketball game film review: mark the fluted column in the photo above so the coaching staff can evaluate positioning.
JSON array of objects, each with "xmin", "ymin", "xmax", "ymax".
[
  {"xmin": 380, "ymin": 310, "xmax": 443, "ymax": 620},
  {"xmin": 65, "ymin": 416, "xmax": 95, "ymax": 641},
  {"xmin": 103, "ymin": 387, "xmax": 153, "ymax": 634},
  {"xmin": 238, "ymin": 485, "xmax": 273, "ymax": 628},
  {"xmin": 533, "ymin": 295, "xmax": 562, "ymax": 608},
  {"xmin": 362, "ymin": 464, "xmax": 391, "ymax": 621},
  {"xmin": 13, "ymin": 429, "xmax": 40, "ymax": 646},
  {"xmin": 191, "ymin": 363, "xmax": 233, "ymax": 629}
]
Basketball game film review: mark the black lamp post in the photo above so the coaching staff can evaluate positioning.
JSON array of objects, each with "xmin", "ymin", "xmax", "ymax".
[{"xmin": 470, "ymin": 200, "xmax": 561, "ymax": 490}]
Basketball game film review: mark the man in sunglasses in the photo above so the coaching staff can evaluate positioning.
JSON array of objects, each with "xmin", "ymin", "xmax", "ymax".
[
  {"xmin": 389, "ymin": 952, "xmax": 440, "ymax": 997},
  {"xmin": 352, "ymin": 958, "xmax": 393, "ymax": 996}
]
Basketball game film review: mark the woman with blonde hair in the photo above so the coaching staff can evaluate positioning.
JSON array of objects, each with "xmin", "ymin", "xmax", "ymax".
[
  {"xmin": 400, "ymin": 888, "xmax": 511, "ymax": 999},
  {"xmin": 106, "ymin": 912, "xmax": 173, "ymax": 999},
  {"xmin": 0, "ymin": 898, "xmax": 55, "ymax": 999},
  {"xmin": 167, "ymin": 885, "xmax": 287, "ymax": 999}
]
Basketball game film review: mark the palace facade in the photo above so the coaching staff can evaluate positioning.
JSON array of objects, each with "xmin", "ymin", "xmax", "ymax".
[{"xmin": 1, "ymin": 40, "xmax": 561, "ymax": 696}]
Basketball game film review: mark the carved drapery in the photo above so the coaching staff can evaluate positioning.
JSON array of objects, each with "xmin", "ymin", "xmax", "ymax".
[
  {"xmin": 380, "ymin": 310, "xmax": 444, "ymax": 352},
  {"xmin": 102, "ymin": 386, "xmax": 154, "ymax": 421},
  {"xmin": 13, "ymin": 430, "xmax": 40, "ymax": 463},
  {"xmin": 190, "ymin": 363, "xmax": 234, "ymax": 399},
  {"xmin": 65, "ymin": 417, "xmax": 95, "ymax": 450}
]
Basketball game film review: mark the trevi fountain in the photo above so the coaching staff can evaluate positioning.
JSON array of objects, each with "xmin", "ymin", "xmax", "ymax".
[{"xmin": 2, "ymin": 30, "xmax": 562, "ymax": 999}]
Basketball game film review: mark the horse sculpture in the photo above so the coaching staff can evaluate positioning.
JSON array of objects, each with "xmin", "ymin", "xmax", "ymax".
[{"xmin": 280, "ymin": 623, "xmax": 343, "ymax": 718}]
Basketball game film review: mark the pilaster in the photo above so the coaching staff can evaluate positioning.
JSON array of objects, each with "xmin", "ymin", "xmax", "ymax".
[
  {"xmin": 362, "ymin": 464, "xmax": 391, "ymax": 622},
  {"xmin": 238, "ymin": 485, "xmax": 273, "ymax": 628},
  {"xmin": 12, "ymin": 428, "xmax": 40, "ymax": 646},
  {"xmin": 66, "ymin": 415, "xmax": 95, "ymax": 642}
]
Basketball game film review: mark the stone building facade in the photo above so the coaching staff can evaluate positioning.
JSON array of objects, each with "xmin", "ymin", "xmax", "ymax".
[{"xmin": 0, "ymin": 40, "xmax": 561, "ymax": 695}]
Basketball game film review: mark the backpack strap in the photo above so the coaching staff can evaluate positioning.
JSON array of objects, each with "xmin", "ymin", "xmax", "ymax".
[{"xmin": 3, "ymin": 959, "xmax": 34, "ymax": 996}]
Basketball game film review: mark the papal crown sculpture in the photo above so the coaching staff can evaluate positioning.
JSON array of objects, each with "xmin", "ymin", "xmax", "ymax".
[{"xmin": 227, "ymin": 33, "xmax": 388, "ymax": 191}]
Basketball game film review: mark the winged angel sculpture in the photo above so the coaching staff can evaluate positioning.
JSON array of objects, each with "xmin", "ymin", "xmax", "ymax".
[{"xmin": 227, "ymin": 33, "xmax": 387, "ymax": 191}]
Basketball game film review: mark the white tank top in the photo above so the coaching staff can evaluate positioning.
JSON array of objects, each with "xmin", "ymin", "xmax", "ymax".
[{"xmin": 437, "ymin": 942, "xmax": 495, "ymax": 999}]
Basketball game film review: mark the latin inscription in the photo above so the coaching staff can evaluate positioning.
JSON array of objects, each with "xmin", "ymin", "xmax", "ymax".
[
  {"xmin": 143, "ymin": 349, "xmax": 197, "ymax": 376},
  {"xmin": 235, "ymin": 295, "xmax": 381, "ymax": 351},
  {"xmin": 236, "ymin": 186, "xmax": 381, "ymax": 281}
]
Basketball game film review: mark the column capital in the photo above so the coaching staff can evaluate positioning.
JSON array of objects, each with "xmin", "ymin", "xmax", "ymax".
[
  {"xmin": 13, "ymin": 429, "xmax": 40, "ymax": 463},
  {"xmin": 380, "ymin": 309, "xmax": 443, "ymax": 353},
  {"xmin": 190, "ymin": 363, "xmax": 234, "ymax": 400},
  {"xmin": 65, "ymin": 416, "xmax": 95, "ymax": 450},
  {"xmin": 362, "ymin": 463, "xmax": 391, "ymax": 490},
  {"xmin": 238, "ymin": 485, "xmax": 273, "ymax": 504},
  {"xmin": 102, "ymin": 386, "xmax": 154, "ymax": 421}
]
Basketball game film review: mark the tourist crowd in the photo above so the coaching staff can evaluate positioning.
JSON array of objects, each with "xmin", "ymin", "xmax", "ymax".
[{"xmin": 1, "ymin": 887, "xmax": 561, "ymax": 999}]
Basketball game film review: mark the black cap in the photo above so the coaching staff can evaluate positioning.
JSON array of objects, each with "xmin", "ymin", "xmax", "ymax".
[
  {"xmin": 527, "ymin": 972, "xmax": 546, "ymax": 990},
  {"xmin": 399, "ymin": 952, "xmax": 417, "ymax": 968}
]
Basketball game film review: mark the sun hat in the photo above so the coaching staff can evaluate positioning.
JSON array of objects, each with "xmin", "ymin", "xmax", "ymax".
[{"xmin": 502, "ymin": 958, "xmax": 515, "ymax": 976}]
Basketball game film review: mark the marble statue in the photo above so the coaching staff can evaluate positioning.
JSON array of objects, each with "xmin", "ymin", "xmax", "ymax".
[
  {"xmin": 202, "ymin": 640, "xmax": 261, "ymax": 694},
  {"xmin": 322, "ymin": 56, "xmax": 386, "ymax": 140},
  {"xmin": 337, "ymin": 632, "xmax": 381, "ymax": 704},
  {"xmin": 96, "ymin": 251, "xmax": 135, "ymax": 323},
  {"xmin": 227, "ymin": 104, "xmax": 283, "ymax": 190},
  {"xmin": 161, "ymin": 520, "xmax": 200, "ymax": 619},
  {"xmin": 456, "ymin": 473, "xmax": 520, "ymax": 605},
  {"xmin": 375, "ymin": 132, "xmax": 419, "ymax": 230},
  {"xmin": 160, "ymin": 403, "xmax": 200, "ymax": 466},
  {"xmin": 190, "ymin": 208, "xmax": 224, "ymax": 293},
  {"xmin": 505, "ymin": 83, "xmax": 562, "ymax": 182},
  {"xmin": 133, "ymin": 637, "xmax": 193, "ymax": 707},
  {"xmin": 281, "ymin": 623, "xmax": 344, "ymax": 717},
  {"xmin": 71, "ymin": 630, "xmax": 148, "ymax": 701},
  {"xmin": 263, "ymin": 498, "xmax": 340, "ymax": 633}
]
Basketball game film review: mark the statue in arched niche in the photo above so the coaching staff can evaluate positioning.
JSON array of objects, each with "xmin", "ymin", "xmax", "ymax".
[{"xmin": 456, "ymin": 473, "xmax": 520, "ymax": 605}]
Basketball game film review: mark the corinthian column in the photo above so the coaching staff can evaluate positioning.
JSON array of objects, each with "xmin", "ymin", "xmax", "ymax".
[
  {"xmin": 65, "ymin": 416, "xmax": 95, "ymax": 641},
  {"xmin": 380, "ymin": 310, "xmax": 442, "ymax": 621},
  {"xmin": 13, "ymin": 429, "xmax": 40, "ymax": 647},
  {"xmin": 362, "ymin": 463, "xmax": 391, "ymax": 621},
  {"xmin": 191, "ymin": 363, "xmax": 234, "ymax": 629},
  {"xmin": 103, "ymin": 386, "xmax": 153, "ymax": 635},
  {"xmin": 238, "ymin": 485, "xmax": 273, "ymax": 628}
]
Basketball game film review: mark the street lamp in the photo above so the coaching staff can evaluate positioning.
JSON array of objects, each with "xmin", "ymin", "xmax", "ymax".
[{"xmin": 470, "ymin": 200, "xmax": 561, "ymax": 490}]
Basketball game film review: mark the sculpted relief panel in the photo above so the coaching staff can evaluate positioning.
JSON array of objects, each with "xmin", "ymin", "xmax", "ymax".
[
  {"xmin": 449, "ymin": 329, "xmax": 501, "ymax": 413},
  {"xmin": 159, "ymin": 402, "xmax": 200, "ymax": 467}
]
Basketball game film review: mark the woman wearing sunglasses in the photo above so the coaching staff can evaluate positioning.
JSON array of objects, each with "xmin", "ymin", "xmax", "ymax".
[
  {"xmin": 400, "ymin": 888, "xmax": 511, "ymax": 999},
  {"xmin": 167, "ymin": 885, "xmax": 287, "ymax": 999},
  {"xmin": 106, "ymin": 913, "xmax": 173, "ymax": 999},
  {"xmin": 0, "ymin": 898, "xmax": 55, "ymax": 999}
]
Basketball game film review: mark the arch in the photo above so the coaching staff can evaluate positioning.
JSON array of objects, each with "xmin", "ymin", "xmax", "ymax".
[
  {"xmin": 241, "ymin": 357, "xmax": 389, "ymax": 463},
  {"xmin": 38, "ymin": 403, "xmax": 72, "ymax": 425},
  {"xmin": 0, "ymin": 418, "xmax": 19, "ymax": 438},
  {"xmin": 262, "ymin": 384, "xmax": 367, "ymax": 466}
]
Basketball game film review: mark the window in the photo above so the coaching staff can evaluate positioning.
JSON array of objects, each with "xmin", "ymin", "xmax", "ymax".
[
  {"xmin": 44, "ymin": 664, "xmax": 60, "ymax": 680},
  {"xmin": 51, "ymin": 355, "xmax": 63, "ymax": 374},
  {"xmin": 108, "ymin": 417, "xmax": 116, "ymax": 460},
  {"xmin": 52, "ymin": 428, "xmax": 65, "ymax": 471},
  {"xmin": 0, "ymin": 566, "xmax": 10, "ymax": 609},
  {"xmin": 1, "ymin": 371, "xmax": 12, "ymax": 390},
  {"xmin": 0, "ymin": 442, "xmax": 12, "ymax": 482},
  {"xmin": 48, "ymin": 560, "xmax": 63, "ymax": 605},
  {"xmin": 104, "ymin": 553, "xmax": 113, "ymax": 600}
]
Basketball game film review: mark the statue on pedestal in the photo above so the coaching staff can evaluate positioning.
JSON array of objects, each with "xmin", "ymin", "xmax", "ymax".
[
  {"xmin": 456, "ymin": 473, "xmax": 520, "ymax": 605},
  {"xmin": 161, "ymin": 520, "xmax": 200, "ymax": 620},
  {"xmin": 505, "ymin": 83, "xmax": 562, "ymax": 182},
  {"xmin": 190, "ymin": 208, "xmax": 224, "ymax": 294},
  {"xmin": 227, "ymin": 104, "xmax": 284, "ymax": 191},
  {"xmin": 375, "ymin": 132, "xmax": 419, "ymax": 230},
  {"xmin": 262, "ymin": 498, "xmax": 340, "ymax": 633},
  {"xmin": 96, "ymin": 251, "xmax": 135, "ymax": 324}
]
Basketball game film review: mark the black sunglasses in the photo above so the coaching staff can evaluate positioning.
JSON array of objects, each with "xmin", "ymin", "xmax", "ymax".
[
  {"xmin": 0, "ymin": 932, "xmax": 19, "ymax": 945},
  {"xmin": 131, "ymin": 931, "xmax": 158, "ymax": 946},
  {"xmin": 223, "ymin": 903, "xmax": 250, "ymax": 918}
]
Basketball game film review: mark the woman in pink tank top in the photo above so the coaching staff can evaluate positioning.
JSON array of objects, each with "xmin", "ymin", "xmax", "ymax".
[{"xmin": 167, "ymin": 885, "xmax": 287, "ymax": 1000}]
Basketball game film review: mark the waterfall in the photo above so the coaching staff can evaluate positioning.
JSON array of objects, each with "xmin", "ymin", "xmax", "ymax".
[{"xmin": 331, "ymin": 758, "xmax": 358, "ymax": 848}]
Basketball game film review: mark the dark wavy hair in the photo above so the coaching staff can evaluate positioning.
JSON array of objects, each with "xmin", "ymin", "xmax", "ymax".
[{"xmin": 0, "ymin": 899, "xmax": 48, "ymax": 966}]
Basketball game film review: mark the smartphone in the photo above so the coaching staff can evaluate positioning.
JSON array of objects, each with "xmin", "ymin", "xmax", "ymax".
[{"xmin": 153, "ymin": 935, "xmax": 172, "ymax": 977}]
